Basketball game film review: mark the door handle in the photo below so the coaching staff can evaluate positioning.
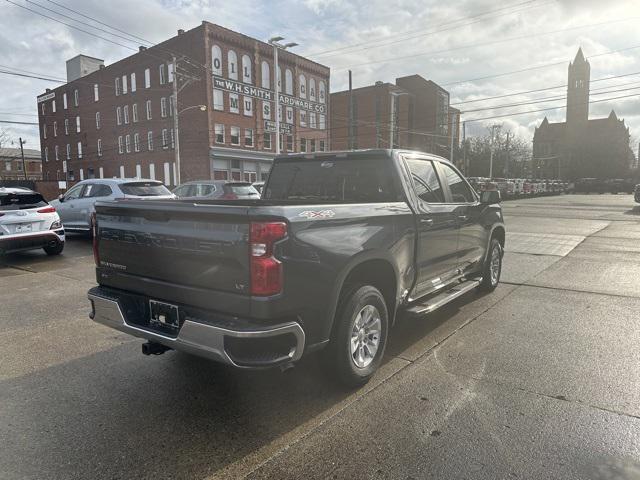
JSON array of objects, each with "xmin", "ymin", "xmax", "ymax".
[
  {"xmin": 420, "ymin": 218, "xmax": 434, "ymax": 226},
  {"xmin": 458, "ymin": 215, "xmax": 468, "ymax": 221}
]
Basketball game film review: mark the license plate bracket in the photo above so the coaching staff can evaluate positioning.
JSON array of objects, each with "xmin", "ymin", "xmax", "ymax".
[
  {"xmin": 149, "ymin": 300, "xmax": 180, "ymax": 332},
  {"xmin": 15, "ymin": 223, "xmax": 33, "ymax": 233}
]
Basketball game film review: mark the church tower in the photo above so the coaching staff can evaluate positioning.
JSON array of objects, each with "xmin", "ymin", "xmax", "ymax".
[{"xmin": 566, "ymin": 47, "xmax": 590, "ymax": 125}]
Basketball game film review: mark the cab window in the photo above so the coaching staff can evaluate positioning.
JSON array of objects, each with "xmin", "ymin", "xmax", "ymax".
[
  {"xmin": 83, "ymin": 184, "xmax": 113, "ymax": 198},
  {"xmin": 64, "ymin": 185, "xmax": 84, "ymax": 200},
  {"xmin": 405, "ymin": 159, "xmax": 444, "ymax": 203},
  {"xmin": 438, "ymin": 163, "xmax": 476, "ymax": 203}
]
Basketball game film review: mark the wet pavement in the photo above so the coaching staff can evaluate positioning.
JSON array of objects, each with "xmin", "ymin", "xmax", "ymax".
[{"xmin": 1, "ymin": 195, "xmax": 639, "ymax": 479}]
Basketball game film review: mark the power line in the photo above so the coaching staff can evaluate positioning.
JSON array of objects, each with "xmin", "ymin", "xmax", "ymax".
[
  {"xmin": 0, "ymin": 63, "xmax": 66, "ymax": 81},
  {"xmin": 335, "ymin": 17, "xmax": 639, "ymax": 71},
  {"xmin": 310, "ymin": 0, "xmax": 546, "ymax": 58},
  {"xmin": 0, "ymin": 120, "xmax": 39, "ymax": 125},
  {"xmin": 0, "ymin": 69, "xmax": 65, "ymax": 83}
]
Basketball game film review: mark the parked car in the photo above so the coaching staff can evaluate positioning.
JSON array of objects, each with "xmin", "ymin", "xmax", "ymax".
[
  {"xmin": 252, "ymin": 181, "xmax": 265, "ymax": 195},
  {"xmin": 88, "ymin": 149, "xmax": 505, "ymax": 387},
  {"xmin": 0, "ymin": 187, "xmax": 65, "ymax": 255},
  {"xmin": 50, "ymin": 179, "xmax": 174, "ymax": 233},
  {"xmin": 172, "ymin": 180, "xmax": 259, "ymax": 200}
]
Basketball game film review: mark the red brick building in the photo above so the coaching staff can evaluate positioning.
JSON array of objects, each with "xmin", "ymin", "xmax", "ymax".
[
  {"xmin": 0, "ymin": 147, "xmax": 42, "ymax": 180},
  {"xmin": 37, "ymin": 22, "xmax": 330, "ymax": 186},
  {"xmin": 330, "ymin": 74, "xmax": 458, "ymax": 158}
]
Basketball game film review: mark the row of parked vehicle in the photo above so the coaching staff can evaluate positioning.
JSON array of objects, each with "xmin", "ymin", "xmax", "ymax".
[
  {"xmin": 467, "ymin": 177, "xmax": 640, "ymax": 199},
  {"xmin": 0, "ymin": 179, "xmax": 263, "ymax": 256}
]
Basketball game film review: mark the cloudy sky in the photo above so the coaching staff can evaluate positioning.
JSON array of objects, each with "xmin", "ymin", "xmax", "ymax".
[{"xmin": 1, "ymin": 0, "xmax": 639, "ymax": 150}]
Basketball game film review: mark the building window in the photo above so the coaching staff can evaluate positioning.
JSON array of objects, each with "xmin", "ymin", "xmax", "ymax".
[
  {"xmin": 144, "ymin": 68, "xmax": 150, "ymax": 88},
  {"xmin": 41, "ymin": 102, "xmax": 45, "ymax": 115},
  {"xmin": 134, "ymin": 133, "xmax": 140, "ymax": 152},
  {"xmin": 116, "ymin": 106, "xmax": 122, "ymax": 125},
  {"xmin": 97, "ymin": 139, "xmax": 102, "ymax": 156},
  {"xmin": 213, "ymin": 170, "xmax": 228, "ymax": 180},
  {"xmin": 300, "ymin": 110, "xmax": 307, "ymax": 127},
  {"xmin": 95, "ymin": 112, "xmax": 101, "ymax": 129},
  {"xmin": 242, "ymin": 54, "xmax": 252, "ymax": 84},
  {"xmin": 168, "ymin": 63, "xmax": 174, "ymax": 83},
  {"xmin": 75, "ymin": 116, "xmax": 81, "ymax": 133},
  {"xmin": 54, "ymin": 145, "xmax": 59, "ymax": 161},
  {"xmin": 161, "ymin": 129, "xmax": 168, "ymax": 149},
  {"xmin": 310, "ymin": 113, "xmax": 317, "ymax": 129},
  {"xmin": 230, "ymin": 126, "xmax": 240, "ymax": 146},
  {"xmin": 320, "ymin": 139, "xmax": 326, "ymax": 152},
  {"xmin": 94, "ymin": 84, "xmax": 99, "ymax": 102},
  {"xmin": 309, "ymin": 78, "xmax": 316, "ymax": 102},
  {"xmin": 115, "ymin": 77, "xmax": 121, "ymax": 96},
  {"xmin": 319, "ymin": 81, "xmax": 326, "ymax": 104},
  {"xmin": 124, "ymin": 105, "xmax": 129, "ymax": 124},
  {"xmin": 77, "ymin": 141, "xmax": 82, "ymax": 159},
  {"xmin": 159, "ymin": 64, "xmax": 166, "ymax": 84},
  {"xmin": 211, "ymin": 45, "xmax": 223, "ymax": 75},
  {"xmin": 300, "ymin": 137, "xmax": 307, "ymax": 153},
  {"xmin": 245, "ymin": 128, "xmax": 254, "ymax": 147},
  {"xmin": 74, "ymin": 89, "xmax": 79, "ymax": 107},
  {"xmin": 310, "ymin": 139, "xmax": 316, "ymax": 152},
  {"xmin": 122, "ymin": 75, "xmax": 128, "ymax": 94},
  {"xmin": 53, "ymin": 121, "xmax": 57, "ymax": 137},
  {"xmin": 214, "ymin": 124, "xmax": 224, "ymax": 144},
  {"xmin": 170, "ymin": 129, "xmax": 175, "ymax": 149},
  {"xmin": 213, "ymin": 89, "xmax": 224, "ymax": 111},
  {"xmin": 118, "ymin": 136, "xmax": 123, "ymax": 154},
  {"xmin": 299, "ymin": 74, "xmax": 306, "ymax": 98},
  {"xmin": 44, "ymin": 147, "xmax": 48, "ymax": 162},
  {"xmin": 63, "ymin": 93, "xmax": 68, "ymax": 109},
  {"xmin": 261, "ymin": 61, "xmax": 270, "ymax": 88},
  {"xmin": 43, "ymin": 124, "xmax": 47, "ymax": 139},
  {"xmin": 147, "ymin": 131, "xmax": 153, "ymax": 151},
  {"xmin": 52, "ymin": 99, "xmax": 56, "ymax": 113},
  {"xmin": 160, "ymin": 97, "xmax": 167, "ymax": 117},
  {"xmin": 243, "ymin": 97, "xmax": 253, "ymax": 117},
  {"xmin": 130, "ymin": 73, "xmax": 136, "ymax": 92},
  {"xmin": 229, "ymin": 93, "xmax": 239, "ymax": 114},
  {"xmin": 169, "ymin": 95, "xmax": 174, "ymax": 116},
  {"xmin": 146, "ymin": 100, "xmax": 152, "ymax": 120},
  {"xmin": 228, "ymin": 50, "xmax": 238, "ymax": 80},
  {"xmin": 285, "ymin": 69, "xmax": 293, "ymax": 95},
  {"xmin": 120, "ymin": 165, "xmax": 125, "ymax": 178},
  {"xmin": 263, "ymin": 132, "xmax": 272, "ymax": 150},
  {"xmin": 319, "ymin": 114, "xmax": 326, "ymax": 130},
  {"xmin": 66, "ymin": 144, "xmax": 71, "ymax": 159},
  {"xmin": 64, "ymin": 118, "xmax": 69, "ymax": 135},
  {"xmin": 132, "ymin": 103, "xmax": 138, "ymax": 122},
  {"xmin": 125, "ymin": 134, "xmax": 131, "ymax": 153}
]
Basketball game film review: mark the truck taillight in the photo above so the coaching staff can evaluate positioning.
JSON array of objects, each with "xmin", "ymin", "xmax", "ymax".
[
  {"xmin": 249, "ymin": 221, "xmax": 287, "ymax": 296},
  {"xmin": 91, "ymin": 212, "xmax": 99, "ymax": 267}
]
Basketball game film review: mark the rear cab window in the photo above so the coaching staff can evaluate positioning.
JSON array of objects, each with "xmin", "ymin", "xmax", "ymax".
[
  {"xmin": 120, "ymin": 182, "xmax": 172, "ymax": 196},
  {"xmin": 0, "ymin": 192, "xmax": 48, "ymax": 211},
  {"xmin": 264, "ymin": 156, "xmax": 399, "ymax": 203},
  {"xmin": 224, "ymin": 183, "xmax": 258, "ymax": 196}
]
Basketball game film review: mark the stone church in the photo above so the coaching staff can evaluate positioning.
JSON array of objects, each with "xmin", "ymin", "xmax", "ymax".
[{"xmin": 532, "ymin": 48, "xmax": 634, "ymax": 179}]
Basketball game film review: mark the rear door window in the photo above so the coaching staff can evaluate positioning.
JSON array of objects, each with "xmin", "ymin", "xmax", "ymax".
[
  {"xmin": 120, "ymin": 182, "xmax": 172, "ymax": 196},
  {"xmin": 0, "ymin": 192, "xmax": 48, "ymax": 211},
  {"xmin": 265, "ymin": 157, "xmax": 398, "ymax": 203},
  {"xmin": 225, "ymin": 183, "xmax": 259, "ymax": 196},
  {"xmin": 84, "ymin": 184, "xmax": 113, "ymax": 198},
  {"xmin": 405, "ymin": 159, "xmax": 445, "ymax": 203}
]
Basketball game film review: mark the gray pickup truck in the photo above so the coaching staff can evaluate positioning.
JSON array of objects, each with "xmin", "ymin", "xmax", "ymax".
[{"xmin": 88, "ymin": 149, "xmax": 505, "ymax": 386}]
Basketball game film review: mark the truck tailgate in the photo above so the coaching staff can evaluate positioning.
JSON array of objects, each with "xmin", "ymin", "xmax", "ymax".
[{"xmin": 95, "ymin": 201, "xmax": 252, "ymax": 310}]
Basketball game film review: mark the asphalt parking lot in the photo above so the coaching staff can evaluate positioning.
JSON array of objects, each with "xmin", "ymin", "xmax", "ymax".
[{"xmin": 2, "ymin": 194, "xmax": 640, "ymax": 480}]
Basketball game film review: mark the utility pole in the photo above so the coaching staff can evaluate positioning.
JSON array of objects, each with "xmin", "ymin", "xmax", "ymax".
[
  {"xmin": 449, "ymin": 112, "xmax": 455, "ymax": 164},
  {"xmin": 462, "ymin": 121, "xmax": 467, "ymax": 175},
  {"xmin": 273, "ymin": 45, "xmax": 280, "ymax": 154},
  {"xmin": 489, "ymin": 124, "xmax": 499, "ymax": 179},
  {"xmin": 504, "ymin": 131, "xmax": 511, "ymax": 177},
  {"xmin": 172, "ymin": 55, "xmax": 181, "ymax": 186},
  {"xmin": 348, "ymin": 70, "xmax": 353, "ymax": 150},
  {"xmin": 19, "ymin": 137, "xmax": 27, "ymax": 180}
]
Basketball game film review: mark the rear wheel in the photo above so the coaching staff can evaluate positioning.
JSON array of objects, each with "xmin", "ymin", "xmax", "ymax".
[
  {"xmin": 43, "ymin": 242, "xmax": 64, "ymax": 256},
  {"xmin": 326, "ymin": 284, "xmax": 388, "ymax": 388},
  {"xmin": 479, "ymin": 238, "xmax": 502, "ymax": 292}
]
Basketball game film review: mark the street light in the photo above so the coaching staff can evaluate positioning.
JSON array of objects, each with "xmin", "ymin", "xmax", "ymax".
[
  {"xmin": 174, "ymin": 103, "xmax": 207, "ymax": 186},
  {"xmin": 268, "ymin": 36, "xmax": 298, "ymax": 154}
]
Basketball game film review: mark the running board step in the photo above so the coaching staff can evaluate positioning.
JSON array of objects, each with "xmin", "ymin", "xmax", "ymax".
[{"xmin": 405, "ymin": 279, "xmax": 481, "ymax": 317}]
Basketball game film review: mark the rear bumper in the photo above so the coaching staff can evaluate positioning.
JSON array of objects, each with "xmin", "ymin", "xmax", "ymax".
[
  {"xmin": 0, "ymin": 229, "xmax": 65, "ymax": 254},
  {"xmin": 87, "ymin": 286, "xmax": 305, "ymax": 368}
]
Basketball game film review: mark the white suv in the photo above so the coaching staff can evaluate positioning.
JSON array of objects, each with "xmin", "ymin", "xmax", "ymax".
[{"xmin": 0, "ymin": 187, "xmax": 65, "ymax": 255}]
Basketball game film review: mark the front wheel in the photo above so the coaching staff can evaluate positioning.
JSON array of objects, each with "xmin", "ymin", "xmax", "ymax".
[
  {"xmin": 326, "ymin": 285, "xmax": 389, "ymax": 388},
  {"xmin": 479, "ymin": 238, "xmax": 502, "ymax": 292}
]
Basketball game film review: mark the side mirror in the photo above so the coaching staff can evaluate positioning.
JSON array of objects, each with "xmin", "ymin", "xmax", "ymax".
[
  {"xmin": 480, "ymin": 190, "xmax": 501, "ymax": 204},
  {"xmin": 58, "ymin": 194, "xmax": 65, "ymax": 202}
]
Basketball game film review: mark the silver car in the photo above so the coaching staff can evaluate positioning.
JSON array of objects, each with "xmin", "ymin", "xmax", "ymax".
[
  {"xmin": 50, "ymin": 178, "xmax": 174, "ymax": 233},
  {"xmin": 172, "ymin": 180, "xmax": 259, "ymax": 200}
]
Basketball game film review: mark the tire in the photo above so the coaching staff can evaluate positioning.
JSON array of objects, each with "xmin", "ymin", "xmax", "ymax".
[
  {"xmin": 325, "ymin": 284, "xmax": 389, "ymax": 388},
  {"xmin": 43, "ymin": 242, "xmax": 64, "ymax": 256},
  {"xmin": 479, "ymin": 238, "xmax": 502, "ymax": 292}
]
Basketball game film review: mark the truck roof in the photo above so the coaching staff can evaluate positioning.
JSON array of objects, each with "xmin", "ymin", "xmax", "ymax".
[{"xmin": 273, "ymin": 148, "xmax": 454, "ymax": 165}]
